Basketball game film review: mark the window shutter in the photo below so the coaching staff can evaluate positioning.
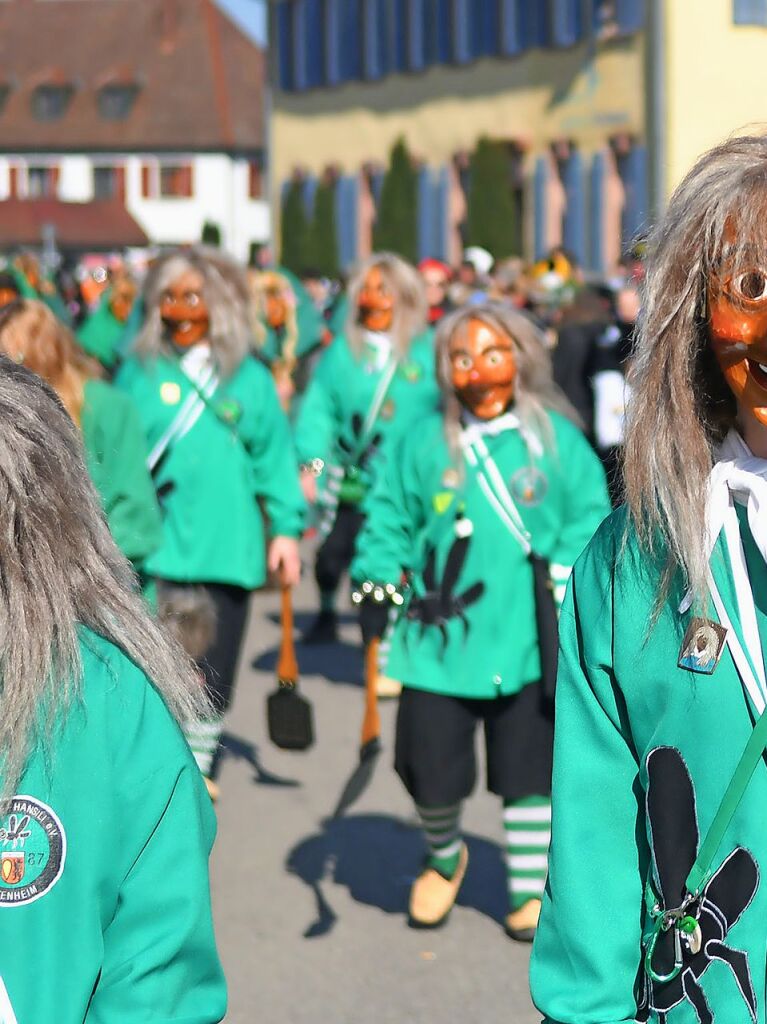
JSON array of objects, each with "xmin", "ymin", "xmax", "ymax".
[
  {"xmin": 408, "ymin": 0, "xmax": 426, "ymax": 69},
  {"xmin": 562, "ymin": 150, "xmax": 586, "ymax": 266},
  {"xmin": 733, "ymin": 0, "xmax": 767, "ymax": 24},
  {"xmin": 589, "ymin": 151, "xmax": 606, "ymax": 273},
  {"xmin": 277, "ymin": 1, "xmax": 295, "ymax": 90},
  {"xmin": 533, "ymin": 156, "xmax": 549, "ymax": 260},
  {"xmin": 452, "ymin": 0, "xmax": 471, "ymax": 63},
  {"xmin": 49, "ymin": 165, "xmax": 60, "ymax": 197},
  {"xmin": 620, "ymin": 144, "xmax": 648, "ymax": 247},
  {"xmin": 141, "ymin": 163, "xmax": 152, "ymax": 198},
  {"xmin": 501, "ymin": 0, "xmax": 523, "ymax": 54},
  {"xmin": 115, "ymin": 165, "xmax": 126, "ymax": 202},
  {"xmin": 551, "ymin": 0, "xmax": 582, "ymax": 46},
  {"xmin": 616, "ymin": 0, "xmax": 645, "ymax": 31},
  {"xmin": 390, "ymin": 0, "xmax": 408, "ymax": 71},
  {"xmin": 8, "ymin": 166, "xmax": 18, "ymax": 199}
]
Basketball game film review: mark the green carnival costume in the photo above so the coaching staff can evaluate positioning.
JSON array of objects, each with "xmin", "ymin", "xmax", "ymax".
[
  {"xmin": 531, "ymin": 445, "xmax": 767, "ymax": 1022},
  {"xmin": 116, "ymin": 346, "xmax": 305, "ymax": 777},
  {"xmin": 294, "ymin": 329, "xmax": 440, "ymax": 639},
  {"xmin": 77, "ymin": 293, "xmax": 142, "ymax": 371},
  {"xmin": 80, "ymin": 378, "xmax": 162, "ymax": 571},
  {"xmin": 0, "ymin": 630, "xmax": 226, "ymax": 1023},
  {"xmin": 353, "ymin": 409, "xmax": 609, "ymax": 916}
]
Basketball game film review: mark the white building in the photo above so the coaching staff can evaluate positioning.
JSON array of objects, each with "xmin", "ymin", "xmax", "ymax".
[{"xmin": 0, "ymin": 0, "xmax": 268, "ymax": 261}]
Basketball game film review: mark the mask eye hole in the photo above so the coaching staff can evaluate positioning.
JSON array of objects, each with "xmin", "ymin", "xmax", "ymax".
[
  {"xmin": 453, "ymin": 354, "xmax": 473, "ymax": 371},
  {"xmin": 731, "ymin": 270, "xmax": 767, "ymax": 303}
]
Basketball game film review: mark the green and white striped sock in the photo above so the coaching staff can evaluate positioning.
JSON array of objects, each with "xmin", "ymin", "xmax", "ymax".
[
  {"xmin": 503, "ymin": 795, "xmax": 551, "ymax": 911},
  {"xmin": 184, "ymin": 715, "xmax": 225, "ymax": 778},
  {"xmin": 416, "ymin": 803, "xmax": 463, "ymax": 879}
]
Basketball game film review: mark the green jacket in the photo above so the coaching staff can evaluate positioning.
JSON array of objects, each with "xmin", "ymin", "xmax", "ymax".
[
  {"xmin": 81, "ymin": 379, "xmax": 163, "ymax": 568},
  {"xmin": 77, "ymin": 296, "xmax": 140, "ymax": 370},
  {"xmin": 531, "ymin": 507, "xmax": 767, "ymax": 1024},
  {"xmin": 352, "ymin": 411, "xmax": 610, "ymax": 698},
  {"xmin": 0, "ymin": 629, "xmax": 226, "ymax": 1022},
  {"xmin": 115, "ymin": 353, "xmax": 305, "ymax": 588},
  {"xmin": 294, "ymin": 330, "xmax": 440, "ymax": 506}
]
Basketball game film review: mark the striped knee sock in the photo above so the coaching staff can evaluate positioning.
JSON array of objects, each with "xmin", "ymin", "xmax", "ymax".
[
  {"xmin": 416, "ymin": 803, "xmax": 463, "ymax": 879},
  {"xmin": 503, "ymin": 796, "xmax": 551, "ymax": 911},
  {"xmin": 184, "ymin": 715, "xmax": 225, "ymax": 778}
]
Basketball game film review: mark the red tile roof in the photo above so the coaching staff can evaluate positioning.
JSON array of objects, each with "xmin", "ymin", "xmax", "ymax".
[
  {"xmin": 0, "ymin": 199, "xmax": 149, "ymax": 248},
  {"xmin": 0, "ymin": 0, "xmax": 264, "ymax": 153}
]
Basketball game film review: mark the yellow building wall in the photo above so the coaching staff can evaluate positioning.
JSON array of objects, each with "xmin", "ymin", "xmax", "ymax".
[
  {"xmin": 663, "ymin": 0, "xmax": 767, "ymax": 195},
  {"xmin": 271, "ymin": 34, "xmax": 646, "ymax": 186}
]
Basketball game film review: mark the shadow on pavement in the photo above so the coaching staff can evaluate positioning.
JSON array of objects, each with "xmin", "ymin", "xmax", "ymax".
[
  {"xmin": 285, "ymin": 813, "xmax": 506, "ymax": 939},
  {"xmin": 251, "ymin": 638, "xmax": 364, "ymax": 688},
  {"xmin": 220, "ymin": 731, "xmax": 301, "ymax": 788}
]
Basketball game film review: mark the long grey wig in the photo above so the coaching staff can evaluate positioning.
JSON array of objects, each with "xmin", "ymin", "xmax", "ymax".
[
  {"xmin": 435, "ymin": 302, "xmax": 579, "ymax": 464},
  {"xmin": 623, "ymin": 134, "xmax": 767, "ymax": 606},
  {"xmin": 345, "ymin": 252, "xmax": 427, "ymax": 358},
  {"xmin": 135, "ymin": 246, "xmax": 251, "ymax": 378},
  {"xmin": 0, "ymin": 357, "xmax": 207, "ymax": 800}
]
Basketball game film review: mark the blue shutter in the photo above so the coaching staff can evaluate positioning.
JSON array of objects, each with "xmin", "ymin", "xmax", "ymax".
[
  {"xmin": 500, "ymin": 0, "xmax": 523, "ymax": 54},
  {"xmin": 335, "ymin": 174, "xmax": 359, "ymax": 270},
  {"xmin": 325, "ymin": 0, "xmax": 341, "ymax": 84},
  {"xmin": 589, "ymin": 152, "xmax": 605, "ymax": 273},
  {"xmin": 453, "ymin": 0, "xmax": 472, "ymax": 62},
  {"xmin": 417, "ymin": 167, "xmax": 434, "ymax": 262},
  {"xmin": 435, "ymin": 165, "xmax": 450, "ymax": 261},
  {"xmin": 733, "ymin": 0, "xmax": 767, "ymax": 24},
  {"xmin": 409, "ymin": 0, "xmax": 426, "ymax": 69},
  {"xmin": 302, "ymin": 175, "xmax": 318, "ymax": 220},
  {"xmin": 390, "ymin": 0, "xmax": 408, "ymax": 71},
  {"xmin": 478, "ymin": 1, "xmax": 500, "ymax": 55},
  {"xmin": 551, "ymin": 0, "xmax": 581, "ymax": 46},
  {"xmin": 293, "ymin": 1, "xmax": 308, "ymax": 91},
  {"xmin": 426, "ymin": 0, "xmax": 452, "ymax": 64},
  {"xmin": 562, "ymin": 151, "xmax": 586, "ymax": 266},
  {"xmin": 304, "ymin": 0, "xmax": 325, "ymax": 87},
  {"xmin": 522, "ymin": 2, "xmax": 547, "ymax": 49},
  {"xmin": 277, "ymin": 2, "xmax": 294, "ymax": 91},
  {"xmin": 339, "ymin": 0, "xmax": 363, "ymax": 81},
  {"xmin": 533, "ymin": 156, "xmax": 548, "ymax": 260},
  {"xmin": 616, "ymin": 0, "xmax": 645, "ymax": 31},
  {"xmin": 364, "ymin": 0, "xmax": 389, "ymax": 78},
  {"xmin": 621, "ymin": 144, "xmax": 648, "ymax": 246}
]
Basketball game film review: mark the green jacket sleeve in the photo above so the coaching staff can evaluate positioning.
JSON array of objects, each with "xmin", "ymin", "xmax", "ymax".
[
  {"xmin": 82, "ymin": 383, "xmax": 163, "ymax": 568},
  {"xmin": 351, "ymin": 433, "xmax": 426, "ymax": 585},
  {"xmin": 529, "ymin": 521, "xmax": 645, "ymax": 1024},
  {"xmin": 293, "ymin": 342, "xmax": 341, "ymax": 466},
  {"xmin": 87, "ymin": 760, "xmax": 226, "ymax": 1022},
  {"xmin": 549, "ymin": 415, "xmax": 611, "ymax": 606},
  {"xmin": 249, "ymin": 369, "xmax": 306, "ymax": 538}
]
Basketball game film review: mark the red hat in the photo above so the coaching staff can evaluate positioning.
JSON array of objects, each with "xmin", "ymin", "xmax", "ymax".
[{"xmin": 418, "ymin": 258, "xmax": 452, "ymax": 277}]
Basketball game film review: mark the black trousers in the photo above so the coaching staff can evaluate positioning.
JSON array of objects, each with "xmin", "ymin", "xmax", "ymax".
[
  {"xmin": 315, "ymin": 501, "xmax": 365, "ymax": 595},
  {"xmin": 395, "ymin": 682, "xmax": 554, "ymax": 806},
  {"xmin": 198, "ymin": 583, "xmax": 251, "ymax": 714}
]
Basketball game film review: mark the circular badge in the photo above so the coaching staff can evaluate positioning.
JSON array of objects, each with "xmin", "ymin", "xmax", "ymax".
[
  {"xmin": 216, "ymin": 397, "xmax": 242, "ymax": 425},
  {"xmin": 510, "ymin": 467, "xmax": 548, "ymax": 507},
  {"xmin": 0, "ymin": 796, "xmax": 66, "ymax": 907},
  {"xmin": 400, "ymin": 361, "xmax": 422, "ymax": 383},
  {"xmin": 160, "ymin": 381, "xmax": 181, "ymax": 405}
]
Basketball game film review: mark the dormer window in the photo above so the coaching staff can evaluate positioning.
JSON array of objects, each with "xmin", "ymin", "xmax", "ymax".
[
  {"xmin": 31, "ymin": 84, "xmax": 73, "ymax": 121},
  {"xmin": 98, "ymin": 84, "xmax": 138, "ymax": 121}
]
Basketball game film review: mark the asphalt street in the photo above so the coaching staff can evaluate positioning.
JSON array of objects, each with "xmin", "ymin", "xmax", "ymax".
[{"xmin": 211, "ymin": 567, "xmax": 540, "ymax": 1024}]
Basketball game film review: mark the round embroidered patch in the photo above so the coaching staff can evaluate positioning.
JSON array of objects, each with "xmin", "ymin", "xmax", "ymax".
[
  {"xmin": 160, "ymin": 381, "xmax": 181, "ymax": 405},
  {"xmin": 510, "ymin": 467, "xmax": 548, "ymax": 507},
  {"xmin": 0, "ymin": 796, "xmax": 66, "ymax": 907}
]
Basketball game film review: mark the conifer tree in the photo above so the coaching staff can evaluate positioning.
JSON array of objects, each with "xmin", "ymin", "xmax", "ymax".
[
  {"xmin": 372, "ymin": 137, "xmax": 417, "ymax": 263},
  {"xmin": 466, "ymin": 137, "xmax": 521, "ymax": 260},
  {"xmin": 307, "ymin": 177, "xmax": 340, "ymax": 279},
  {"xmin": 280, "ymin": 179, "xmax": 310, "ymax": 275}
]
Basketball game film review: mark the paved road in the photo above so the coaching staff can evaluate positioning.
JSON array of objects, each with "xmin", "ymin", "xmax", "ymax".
[{"xmin": 211, "ymin": 570, "xmax": 540, "ymax": 1024}]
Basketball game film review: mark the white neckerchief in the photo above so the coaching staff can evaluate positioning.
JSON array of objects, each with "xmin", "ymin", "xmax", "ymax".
[
  {"xmin": 459, "ymin": 412, "xmax": 534, "ymax": 554},
  {"xmin": 146, "ymin": 344, "xmax": 218, "ymax": 471},
  {"xmin": 362, "ymin": 331, "xmax": 392, "ymax": 372},
  {"xmin": 694, "ymin": 429, "xmax": 767, "ymax": 713}
]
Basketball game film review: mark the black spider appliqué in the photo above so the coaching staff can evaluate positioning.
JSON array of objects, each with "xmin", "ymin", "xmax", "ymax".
[
  {"xmin": 405, "ymin": 526, "xmax": 485, "ymax": 647},
  {"xmin": 337, "ymin": 413, "xmax": 383, "ymax": 472},
  {"xmin": 638, "ymin": 746, "xmax": 759, "ymax": 1024}
]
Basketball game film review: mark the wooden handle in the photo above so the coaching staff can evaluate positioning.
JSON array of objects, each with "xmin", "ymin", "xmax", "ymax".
[
  {"xmin": 360, "ymin": 637, "xmax": 381, "ymax": 747},
  {"xmin": 276, "ymin": 585, "xmax": 299, "ymax": 683}
]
